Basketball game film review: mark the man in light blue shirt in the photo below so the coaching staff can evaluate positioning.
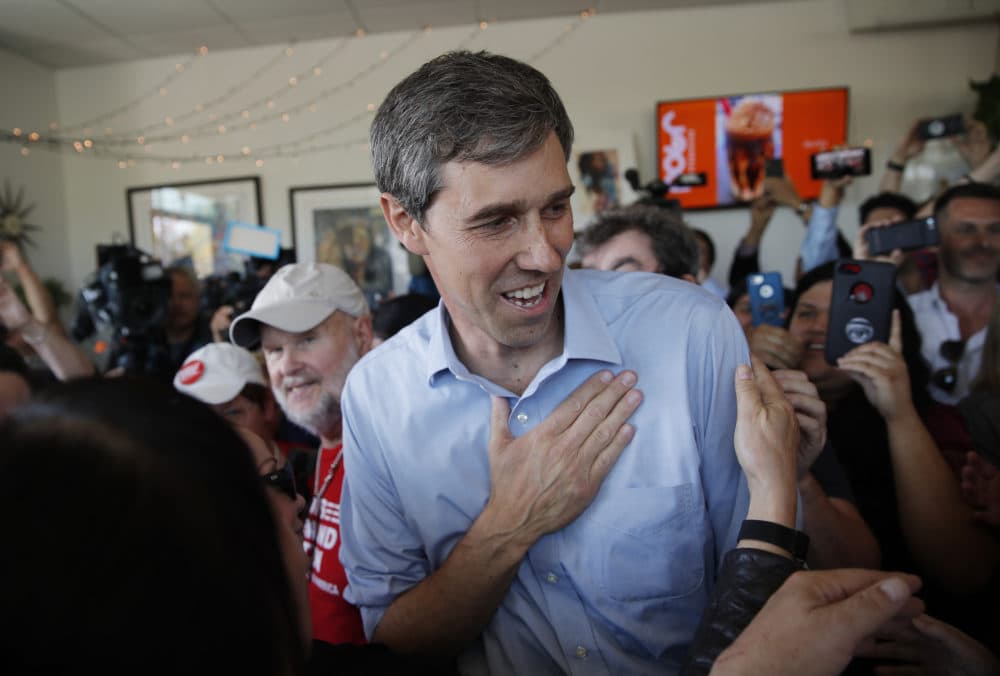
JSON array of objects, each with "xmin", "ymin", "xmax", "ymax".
[{"xmin": 339, "ymin": 51, "xmax": 750, "ymax": 675}]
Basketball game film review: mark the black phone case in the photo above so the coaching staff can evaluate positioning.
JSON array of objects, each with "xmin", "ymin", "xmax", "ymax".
[
  {"xmin": 810, "ymin": 147, "xmax": 872, "ymax": 180},
  {"xmin": 865, "ymin": 217, "xmax": 938, "ymax": 256},
  {"xmin": 917, "ymin": 114, "xmax": 966, "ymax": 140},
  {"xmin": 824, "ymin": 259, "xmax": 896, "ymax": 365}
]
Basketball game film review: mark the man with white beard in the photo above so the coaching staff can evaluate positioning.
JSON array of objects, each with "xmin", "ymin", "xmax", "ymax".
[{"xmin": 230, "ymin": 262, "xmax": 372, "ymax": 648}]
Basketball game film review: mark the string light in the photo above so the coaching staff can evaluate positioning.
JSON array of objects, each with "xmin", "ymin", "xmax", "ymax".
[
  {"xmin": 7, "ymin": 13, "xmax": 590, "ymax": 166},
  {"xmin": 58, "ymin": 48, "xmax": 202, "ymax": 134}
]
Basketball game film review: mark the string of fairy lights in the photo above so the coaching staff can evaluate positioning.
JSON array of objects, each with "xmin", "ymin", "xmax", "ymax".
[{"xmin": 4, "ymin": 9, "xmax": 597, "ymax": 169}]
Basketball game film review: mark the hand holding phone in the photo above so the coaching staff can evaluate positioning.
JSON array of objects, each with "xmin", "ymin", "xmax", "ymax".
[
  {"xmin": 916, "ymin": 114, "xmax": 966, "ymax": 140},
  {"xmin": 747, "ymin": 272, "xmax": 785, "ymax": 327},
  {"xmin": 825, "ymin": 260, "xmax": 896, "ymax": 365},
  {"xmin": 810, "ymin": 147, "xmax": 872, "ymax": 180},
  {"xmin": 864, "ymin": 217, "xmax": 938, "ymax": 257}
]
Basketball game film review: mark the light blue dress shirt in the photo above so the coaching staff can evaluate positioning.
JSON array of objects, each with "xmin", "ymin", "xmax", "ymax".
[
  {"xmin": 800, "ymin": 203, "xmax": 842, "ymax": 273},
  {"xmin": 340, "ymin": 268, "xmax": 751, "ymax": 675}
]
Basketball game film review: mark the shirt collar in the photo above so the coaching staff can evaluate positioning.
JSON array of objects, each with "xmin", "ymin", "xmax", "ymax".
[{"xmin": 424, "ymin": 268, "xmax": 622, "ymax": 386}]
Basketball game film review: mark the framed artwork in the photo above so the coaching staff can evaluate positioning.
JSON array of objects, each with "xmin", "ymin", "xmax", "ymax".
[
  {"xmin": 570, "ymin": 130, "xmax": 640, "ymax": 230},
  {"xmin": 289, "ymin": 183, "xmax": 410, "ymax": 309},
  {"xmin": 127, "ymin": 176, "xmax": 262, "ymax": 278}
]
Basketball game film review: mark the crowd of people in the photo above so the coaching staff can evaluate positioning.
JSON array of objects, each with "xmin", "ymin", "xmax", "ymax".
[{"xmin": 2, "ymin": 49, "xmax": 999, "ymax": 675}]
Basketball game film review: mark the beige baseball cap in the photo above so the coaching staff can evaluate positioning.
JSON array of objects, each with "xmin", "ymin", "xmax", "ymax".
[
  {"xmin": 229, "ymin": 262, "xmax": 368, "ymax": 349},
  {"xmin": 173, "ymin": 343, "xmax": 267, "ymax": 405}
]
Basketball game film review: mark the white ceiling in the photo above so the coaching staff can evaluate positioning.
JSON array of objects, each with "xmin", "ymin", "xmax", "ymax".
[{"xmin": 0, "ymin": 0, "xmax": 785, "ymax": 69}]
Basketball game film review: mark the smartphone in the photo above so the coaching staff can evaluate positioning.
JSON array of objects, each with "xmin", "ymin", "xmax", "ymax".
[
  {"xmin": 916, "ymin": 114, "xmax": 966, "ymax": 140},
  {"xmin": 810, "ymin": 147, "xmax": 872, "ymax": 180},
  {"xmin": 764, "ymin": 158, "xmax": 784, "ymax": 179},
  {"xmin": 865, "ymin": 216, "xmax": 938, "ymax": 256},
  {"xmin": 747, "ymin": 272, "xmax": 784, "ymax": 327},
  {"xmin": 672, "ymin": 172, "xmax": 707, "ymax": 187},
  {"xmin": 825, "ymin": 259, "xmax": 896, "ymax": 364}
]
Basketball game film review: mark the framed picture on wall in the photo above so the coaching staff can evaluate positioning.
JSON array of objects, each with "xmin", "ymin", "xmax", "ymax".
[
  {"xmin": 289, "ymin": 183, "xmax": 409, "ymax": 309},
  {"xmin": 127, "ymin": 176, "xmax": 262, "ymax": 278},
  {"xmin": 570, "ymin": 130, "xmax": 640, "ymax": 230}
]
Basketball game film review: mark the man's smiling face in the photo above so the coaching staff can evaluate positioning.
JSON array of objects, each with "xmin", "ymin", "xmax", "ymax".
[{"xmin": 412, "ymin": 132, "xmax": 575, "ymax": 357}]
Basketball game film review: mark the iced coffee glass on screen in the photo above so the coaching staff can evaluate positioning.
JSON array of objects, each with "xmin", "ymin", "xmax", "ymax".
[{"xmin": 725, "ymin": 98, "xmax": 775, "ymax": 201}]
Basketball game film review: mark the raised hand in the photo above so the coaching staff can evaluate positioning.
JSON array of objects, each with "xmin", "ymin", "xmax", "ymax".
[
  {"xmin": 836, "ymin": 310, "xmax": 913, "ymax": 421},
  {"xmin": 485, "ymin": 369, "xmax": 642, "ymax": 546},
  {"xmin": 748, "ymin": 324, "xmax": 803, "ymax": 371},
  {"xmin": 858, "ymin": 612, "xmax": 999, "ymax": 675},
  {"xmin": 712, "ymin": 569, "xmax": 923, "ymax": 676},
  {"xmin": 952, "ymin": 119, "xmax": 992, "ymax": 171},
  {"xmin": 0, "ymin": 240, "xmax": 25, "ymax": 273},
  {"xmin": 772, "ymin": 369, "xmax": 827, "ymax": 479},
  {"xmin": 854, "ymin": 221, "xmax": 906, "ymax": 266},
  {"xmin": 733, "ymin": 354, "xmax": 800, "ymax": 525},
  {"xmin": 890, "ymin": 120, "xmax": 927, "ymax": 167}
]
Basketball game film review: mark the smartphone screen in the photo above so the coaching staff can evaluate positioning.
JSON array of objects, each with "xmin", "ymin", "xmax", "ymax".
[
  {"xmin": 747, "ymin": 272, "xmax": 784, "ymax": 327},
  {"xmin": 810, "ymin": 147, "xmax": 872, "ymax": 180},
  {"xmin": 824, "ymin": 260, "xmax": 896, "ymax": 364}
]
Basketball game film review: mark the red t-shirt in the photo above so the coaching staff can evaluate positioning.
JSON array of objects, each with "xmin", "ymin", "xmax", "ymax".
[{"xmin": 304, "ymin": 444, "xmax": 366, "ymax": 645}]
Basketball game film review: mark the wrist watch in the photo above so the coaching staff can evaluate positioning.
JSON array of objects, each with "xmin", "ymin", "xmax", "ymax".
[
  {"xmin": 739, "ymin": 519, "xmax": 810, "ymax": 562},
  {"xmin": 795, "ymin": 201, "xmax": 812, "ymax": 219}
]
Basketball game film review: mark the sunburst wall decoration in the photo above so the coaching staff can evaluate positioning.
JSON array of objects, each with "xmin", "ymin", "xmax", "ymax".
[{"xmin": 0, "ymin": 180, "xmax": 39, "ymax": 247}]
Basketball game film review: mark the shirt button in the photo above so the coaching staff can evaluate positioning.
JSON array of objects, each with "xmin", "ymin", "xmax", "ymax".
[
  {"xmin": 546, "ymin": 572, "xmax": 558, "ymax": 584},
  {"xmin": 516, "ymin": 412, "xmax": 528, "ymax": 424},
  {"xmin": 575, "ymin": 646, "xmax": 588, "ymax": 659}
]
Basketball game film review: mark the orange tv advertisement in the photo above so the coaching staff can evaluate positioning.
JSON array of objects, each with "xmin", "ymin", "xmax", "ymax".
[{"xmin": 656, "ymin": 88, "xmax": 848, "ymax": 210}]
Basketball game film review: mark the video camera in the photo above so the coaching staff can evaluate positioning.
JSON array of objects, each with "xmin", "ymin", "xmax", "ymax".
[
  {"xmin": 72, "ymin": 244, "xmax": 173, "ymax": 375},
  {"xmin": 624, "ymin": 169, "xmax": 706, "ymax": 214}
]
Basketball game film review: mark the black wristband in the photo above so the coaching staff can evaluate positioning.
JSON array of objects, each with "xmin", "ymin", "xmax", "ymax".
[
  {"xmin": 738, "ymin": 519, "xmax": 810, "ymax": 561},
  {"xmin": 886, "ymin": 159, "xmax": 906, "ymax": 172}
]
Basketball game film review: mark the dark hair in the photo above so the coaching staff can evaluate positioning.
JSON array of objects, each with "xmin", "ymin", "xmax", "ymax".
[
  {"xmin": 372, "ymin": 293, "xmax": 437, "ymax": 341},
  {"xmin": 241, "ymin": 381, "xmax": 271, "ymax": 409},
  {"xmin": 0, "ymin": 343, "xmax": 28, "ymax": 378},
  {"xmin": 788, "ymin": 261, "xmax": 930, "ymax": 412},
  {"xmin": 0, "ymin": 377, "xmax": 305, "ymax": 673},
  {"xmin": 370, "ymin": 50, "xmax": 574, "ymax": 224},
  {"xmin": 726, "ymin": 278, "xmax": 749, "ymax": 308},
  {"xmin": 934, "ymin": 182, "xmax": 1000, "ymax": 225},
  {"xmin": 579, "ymin": 204, "xmax": 700, "ymax": 279},
  {"xmin": 690, "ymin": 228, "xmax": 716, "ymax": 269},
  {"xmin": 858, "ymin": 192, "xmax": 917, "ymax": 225}
]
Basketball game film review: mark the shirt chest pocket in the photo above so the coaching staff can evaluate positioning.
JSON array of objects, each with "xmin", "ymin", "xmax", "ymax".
[{"xmin": 589, "ymin": 484, "xmax": 707, "ymax": 601}]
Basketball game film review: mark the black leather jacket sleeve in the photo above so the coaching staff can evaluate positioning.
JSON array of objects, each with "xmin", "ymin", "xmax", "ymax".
[{"xmin": 681, "ymin": 548, "xmax": 803, "ymax": 676}]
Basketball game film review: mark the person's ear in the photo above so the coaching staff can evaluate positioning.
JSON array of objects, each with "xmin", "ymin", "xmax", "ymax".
[
  {"xmin": 353, "ymin": 314, "xmax": 374, "ymax": 356},
  {"xmin": 381, "ymin": 194, "xmax": 429, "ymax": 256}
]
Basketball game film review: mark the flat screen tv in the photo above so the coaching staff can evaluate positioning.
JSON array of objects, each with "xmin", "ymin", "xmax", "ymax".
[{"xmin": 656, "ymin": 87, "xmax": 848, "ymax": 210}]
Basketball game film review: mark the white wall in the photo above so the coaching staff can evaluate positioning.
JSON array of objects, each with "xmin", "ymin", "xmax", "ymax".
[
  {"xmin": 7, "ymin": 0, "xmax": 996, "ymax": 290},
  {"xmin": 0, "ymin": 47, "xmax": 70, "ymax": 286}
]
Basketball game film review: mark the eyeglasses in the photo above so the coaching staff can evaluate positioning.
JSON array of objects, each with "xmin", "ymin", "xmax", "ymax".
[
  {"xmin": 931, "ymin": 339, "xmax": 966, "ymax": 393},
  {"xmin": 261, "ymin": 462, "xmax": 298, "ymax": 502}
]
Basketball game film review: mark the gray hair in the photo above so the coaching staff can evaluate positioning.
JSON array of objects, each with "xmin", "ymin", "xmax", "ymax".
[
  {"xmin": 579, "ymin": 204, "xmax": 700, "ymax": 280},
  {"xmin": 370, "ymin": 50, "xmax": 574, "ymax": 224}
]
